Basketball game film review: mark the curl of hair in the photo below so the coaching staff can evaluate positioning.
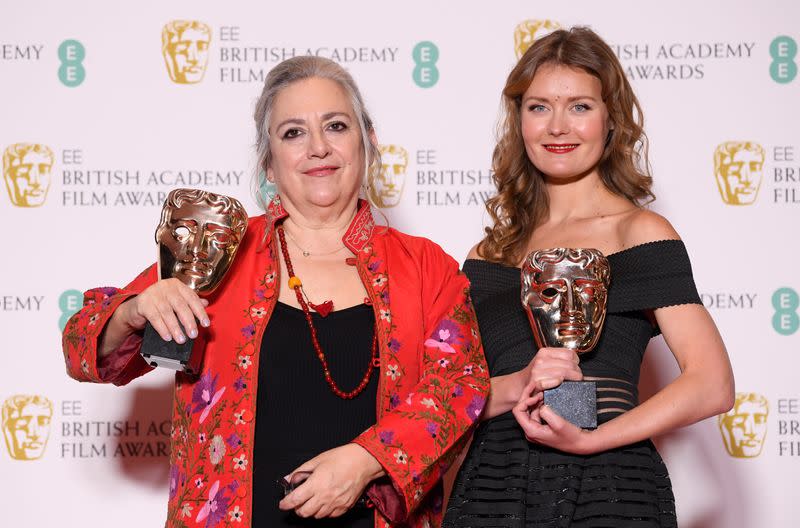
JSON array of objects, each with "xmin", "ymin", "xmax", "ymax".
[
  {"xmin": 479, "ymin": 27, "xmax": 655, "ymax": 266},
  {"xmin": 252, "ymin": 56, "xmax": 382, "ymax": 211}
]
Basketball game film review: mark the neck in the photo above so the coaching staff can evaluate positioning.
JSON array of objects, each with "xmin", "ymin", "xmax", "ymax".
[
  {"xmin": 279, "ymin": 198, "xmax": 359, "ymax": 252},
  {"xmin": 544, "ymin": 169, "xmax": 611, "ymax": 224}
]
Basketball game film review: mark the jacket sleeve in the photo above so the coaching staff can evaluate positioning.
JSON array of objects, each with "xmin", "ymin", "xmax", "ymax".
[
  {"xmin": 353, "ymin": 241, "xmax": 490, "ymax": 522},
  {"xmin": 61, "ymin": 264, "xmax": 159, "ymax": 386}
]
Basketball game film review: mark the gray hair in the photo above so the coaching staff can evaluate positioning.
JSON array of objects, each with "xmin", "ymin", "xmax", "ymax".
[{"xmin": 252, "ymin": 56, "xmax": 382, "ymax": 210}]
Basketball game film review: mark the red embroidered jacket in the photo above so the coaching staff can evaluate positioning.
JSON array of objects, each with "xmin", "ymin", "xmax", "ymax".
[{"xmin": 62, "ymin": 199, "xmax": 490, "ymax": 528}]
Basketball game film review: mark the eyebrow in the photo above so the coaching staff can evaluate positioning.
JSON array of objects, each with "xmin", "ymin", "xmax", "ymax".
[
  {"xmin": 523, "ymin": 95, "xmax": 600, "ymax": 104},
  {"xmin": 274, "ymin": 111, "xmax": 352, "ymax": 131}
]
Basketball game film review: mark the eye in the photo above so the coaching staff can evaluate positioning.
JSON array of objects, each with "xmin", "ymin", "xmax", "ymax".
[
  {"xmin": 173, "ymin": 226, "xmax": 191, "ymax": 240},
  {"xmin": 579, "ymin": 286, "xmax": 596, "ymax": 301},
  {"xmin": 527, "ymin": 104, "xmax": 547, "ymax": 113},
  {"xmin": 282, "ymin": 128, "xmax": 303, "ymax": 140},
  {"xmin": 211, "ymin": 232, "xmax": 233, "ymax": 246},
  {"xmin": 540, "ymin": 287, "xmax": 560, "ymax": 299},
  {"xmin": 573, "ymin": 103, "xmax": 591, "ymax": 113},
  {"xmin": 327, "ymin": 121, "xmax": 348, "ymax": 132}
]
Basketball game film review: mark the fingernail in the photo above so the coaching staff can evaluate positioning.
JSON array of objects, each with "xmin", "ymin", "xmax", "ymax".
[
  {"xmin": 188, "ymin": 328, "xmax": 198, "ymax": 339},
  {"xmin": 163, "ymin": 334, "xmax": 172, "ymax": 342},
  {"xmin": 202, "ymin": 318, "xmax": 210, "ymax": 327},
  {"xmin": 176, "ymin": 334, "xmax": 186, "ymax": 344}
]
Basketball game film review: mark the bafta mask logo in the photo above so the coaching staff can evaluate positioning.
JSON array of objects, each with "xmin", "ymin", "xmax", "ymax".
[
  {"xmin": 162, "ymin": 20, "xmax": 212, "ymax": 84},
  {"xmin": 3, "ymin": 143, "xmax": 54, "ymax": 207},
  {"xmin": 514, "ymin": 19, "xmax": 562, "ymax": 58},
  {"xmin": 521, "ymin": 248, "xmax": 611, "ymax": 352},
  {"xmin": 718, "ymin": 392, "xmax": 769, "ymax": 458},
  {"xmin": 369, "ymin": 145, "xmax": 408, "ymax": 208},
  {"xmin": 2, "ymin": 395, "xmax": 53, "ymax": 461},
  {"xmin": 713, "ymin": 141, "xmax": 765, "ymax": 206},
  {"xmin": 155, "ymin": 188, "xmax": 249, "ymax": 294}
]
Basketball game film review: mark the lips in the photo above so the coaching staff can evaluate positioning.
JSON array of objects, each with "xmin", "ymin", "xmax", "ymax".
[
  {"xmin": 178, "ymin": 261, "xmax": 211, "ymax": 278},
  {"xmin": 304, "ymin": 165, "xmax": 339, "ymax": 177},
  {"xmin": 555, "ymin": 321, "xmax": 589, "ymax": 337},
  {"xmin": 543, "ymin": 144, "xmax": 579, "ymax": 154}
]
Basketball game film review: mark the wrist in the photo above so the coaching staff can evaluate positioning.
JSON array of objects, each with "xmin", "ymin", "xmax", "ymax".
[{"xmin": 351, "ymin": 443, "xmax": 385, "ymax": 481}]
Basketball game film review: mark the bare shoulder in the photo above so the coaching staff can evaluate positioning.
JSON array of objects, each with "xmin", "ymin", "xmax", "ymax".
[
  {"xmin": 618, "ymin": 209, "xmax": 681, "ymax": 249},
  {"xmin": 465, "ymin": 242, "xmax": 485, "ymax": 262}
]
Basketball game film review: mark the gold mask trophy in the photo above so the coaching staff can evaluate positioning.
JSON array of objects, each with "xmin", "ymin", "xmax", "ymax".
[
  {"xmin": 521, "ymin": 248, "xmax": 611, "ymax": 428},
  {"xmin": 140, "ymin": 188, "xmax": 248, "ymax": 375}
]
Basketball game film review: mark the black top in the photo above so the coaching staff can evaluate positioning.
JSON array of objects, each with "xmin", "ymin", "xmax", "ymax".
[
  {"xmin": 444, "ymin": 240, "xmax": 701, "ymax": 528},
  {"xmin": 252, "ymin": 302, "xmax": 378, "ymax": 528}
]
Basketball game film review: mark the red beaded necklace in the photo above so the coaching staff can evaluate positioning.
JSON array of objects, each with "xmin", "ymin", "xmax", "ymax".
[{"xmin": 277, "ymin": 226, "xmax": 379, "ymax": 399}]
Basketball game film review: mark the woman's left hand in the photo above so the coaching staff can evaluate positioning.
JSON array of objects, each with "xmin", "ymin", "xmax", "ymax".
[
  {"xmin": 512, "ymin": 380, "xmax": 596, "ymax": 455},
  {"xmin": 279, "ymin": 443, "xmax": 385, "ymax": 518}
]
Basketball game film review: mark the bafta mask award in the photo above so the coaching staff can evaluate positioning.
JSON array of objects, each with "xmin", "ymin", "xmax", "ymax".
[
  {"xmin": 521, "ymin": 248, "xmax": 611, "ymax": 428},
  {"xmin": 140, "ymin": 188, "xmax": 248, "ymax": 375}
]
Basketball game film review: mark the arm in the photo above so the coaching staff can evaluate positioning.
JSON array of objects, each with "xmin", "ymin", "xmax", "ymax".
[
  {"xmin": 351, "ymin": 242, "xmax": 491, "ymax": 521},
  {"xmin": 515, "ymin": 303, "xmax": 734, "ymax": 454},
  {"xmin": 62, "ymin": 265, "xmax": 209, "ymax": 385},
  {"xmin": 513, "ymin": 213, "xmax": 735, "ymax": 453},
  {"xmin": 462, "ymin": 243, "xmax": 582, "ymax": 421}
]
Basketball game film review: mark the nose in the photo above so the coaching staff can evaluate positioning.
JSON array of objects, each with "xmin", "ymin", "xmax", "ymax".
[
  {"xmin": 742, "ymin": 415, "xmax": 756, "ymax": 437},
  {"xmin": 740, "ymin": 163, "xmax": 752, "ymax": 185},
  {"xmin": 187, "ymin": 42, "xmax": 198, "ymax": 63},
  {"xmin": 27, "ymin": 420, "xmax": 40, "ymax": 440},
  {"xmin": 28, "ymin": 166, "xmax": 41, "ymax": 188},
  {"xmin": 188, "ymin": 228, "xmax": 209, "ymax": 258},
  {"xmin": 307, "ymin": 129, "xmax": 331, "ymax": 159},
  {"xmin": 547, "ymin": 108, "xmax": 569, "ymax": 137},
  {"xmin": 560, "ymin": 284, "xmax": 580, "ymax": 316}
]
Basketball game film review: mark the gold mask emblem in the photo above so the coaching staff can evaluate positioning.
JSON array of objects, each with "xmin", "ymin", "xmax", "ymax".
[
  {"xmin": 370, "ymin": 145, "xmax": 408, "ymax": 208},
  {"xmin": 714, "ymin": 141, "xmax": 765, "ymax": 206},
  {"xmin": 155, "ymin": 189, "xmax": 249, "ymax": 295},
  {"xmin": 2, "ymin": 395, "xmax": 53, "ymax": 460},
  {"xmin": 514, "ymin": 19, "xmax": 562, "ymax": 59},
  {"xmin": 162, "ymin": 20, "xmax": 212, "ymax": 84},
  {"xmin": 3, "ymin": 143, "xmax": 54, "ymax": 207},
  {"xmin": 718, "ymin": 392, "xmax": 769, "ymax": 458}
]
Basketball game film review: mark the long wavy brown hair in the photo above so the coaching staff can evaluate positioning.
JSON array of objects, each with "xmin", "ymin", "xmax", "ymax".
[{"xmin": 478, "ymin": 27, "xmax": 654, "ymax": 266}]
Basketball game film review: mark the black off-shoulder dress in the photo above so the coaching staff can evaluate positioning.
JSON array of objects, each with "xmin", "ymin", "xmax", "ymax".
[{"xmin": 444, "ymin": 240, "xmax": 702, "ymax": 528}]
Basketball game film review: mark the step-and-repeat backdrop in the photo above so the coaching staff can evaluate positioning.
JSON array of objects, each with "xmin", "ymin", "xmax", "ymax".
[{"xmin": 2, "ymin": 1, "xmax": 798, "ymax": 526}]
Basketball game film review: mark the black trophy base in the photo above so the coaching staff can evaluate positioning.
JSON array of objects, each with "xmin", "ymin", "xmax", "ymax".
[
  {"xmin": 543, "ymin": 380, "xmax": 597, "ymax": 429},
  {"xmin": 140, "ymin": 321, "xmax": 203, "ymax": 376}
]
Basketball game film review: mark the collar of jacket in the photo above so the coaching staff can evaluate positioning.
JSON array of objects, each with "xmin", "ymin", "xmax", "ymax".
[{"xmin": 260, "ymin": 195, "xmax": 376, "ymax": 254}]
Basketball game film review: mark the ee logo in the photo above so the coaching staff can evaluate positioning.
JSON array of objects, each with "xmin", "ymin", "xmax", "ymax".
[
  {"xmin": 412, "ymin": 41, "xmax": 439, "ymax": 88},
  {"xmin": 59, "ymin": 289, "xmax": 83, "ymax": 331},
  {"xmin": 770, "ymin": 36, "xmax": 797, "ymax": 84},
  {"xmin": 58, "ymin": 39, "xmax": 86, "ymax": 87},
  {"xmin": 772, "ymin": 287, "xmax": 799, "ymax": 335}
]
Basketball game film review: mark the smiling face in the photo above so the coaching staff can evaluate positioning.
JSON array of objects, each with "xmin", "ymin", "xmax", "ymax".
[
  {"xmin": 521, "ymin": 248, "xmax": 610, "ymax": 352},
  {"xmin": 266, "ymin": 77, "xmax": 365, "ymax": 215},
  {"xmin": 521, "ymin": 64, "xmax": 611, "ymax": 184}
]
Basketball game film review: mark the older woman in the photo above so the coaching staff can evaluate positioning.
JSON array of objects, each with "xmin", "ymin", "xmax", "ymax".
[
  {"xmin": 62, "ymin": 56, "xmax": 489, "ymax": 528},
  {"xmin": 443, "ymin": 28, "xmax": 734, "ymax": 527}
]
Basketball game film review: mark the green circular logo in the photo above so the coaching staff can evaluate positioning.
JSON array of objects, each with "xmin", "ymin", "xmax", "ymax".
[
  {"xmin": 769, "ymin": 36, "xmax": 797, "ymax": 84},
  {"xmin": 412, "ymin": 41, "xmax": 439, "ymax": 88},
  {"xmin": 58, "ymin": 39, "xmax": 86, "ymax": 87},
  {"xmin": 772, "ymin": 287, "xmax": 799, "ymax": 335},
  {"xmin": 59, "ymin": 289, "xmax": 83, "ymax": 330}
]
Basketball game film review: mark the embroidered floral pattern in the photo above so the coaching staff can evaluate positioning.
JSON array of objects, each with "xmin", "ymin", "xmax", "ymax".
[{"xmin": 61, "ymin": 205, "xmax": 489, "ymax": 528}]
